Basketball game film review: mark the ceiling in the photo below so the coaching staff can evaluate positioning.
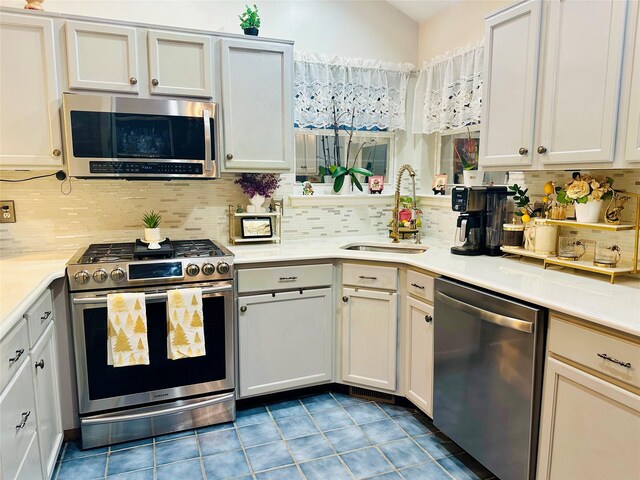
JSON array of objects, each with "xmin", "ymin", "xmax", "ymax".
[{"xmin": 386, "ymin": 0, "xmax": 455, "ymax": 23}]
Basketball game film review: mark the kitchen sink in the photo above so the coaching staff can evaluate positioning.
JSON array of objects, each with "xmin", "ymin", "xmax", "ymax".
[{"xmin": 340, "ymin": 243, "xmax": 428, "ymax": 254}]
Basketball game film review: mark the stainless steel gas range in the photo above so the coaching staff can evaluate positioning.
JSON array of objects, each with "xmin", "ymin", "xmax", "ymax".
[{"xmin": 67, "ymin": 239, "xmax": 235, "ymax": 449}]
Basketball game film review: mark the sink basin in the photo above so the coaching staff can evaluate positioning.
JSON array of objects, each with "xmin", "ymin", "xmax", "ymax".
[{"xmin": 340, "ymin": 243, "xmax": 428, "ymax": 254}]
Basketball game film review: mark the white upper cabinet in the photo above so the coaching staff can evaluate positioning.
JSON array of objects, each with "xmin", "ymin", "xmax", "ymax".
[
  {"xmin": 536, "ymin": 0, "xmax": 626, "ymax": 166},
  {"xmin": 220, "ymin": 39, "xmax": 293, "ymax": 172},
  {"xmin": 0, "ymin": 14, "xmax": 63, "ymax": 169},
  {"xmin": 480, "ymin": 0, "xmax": 541, "ymax": 167},
  {"xmin": 481, "ymin": 0, "xmax": 628, "ymax": 169},
  {"xmin": 65, "ymin": 21, "xmax": 139, "ymax": 94},
  {"xmin": 620, "ymin": 2, "xmax": 640, "ymax": 165},
  {"xmin": 147, "ymin": 30, "xmax": 213, "ymax": 98}
]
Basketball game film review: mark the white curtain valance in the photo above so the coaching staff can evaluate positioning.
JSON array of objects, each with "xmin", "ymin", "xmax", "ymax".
[
  {"xmin": 413, "ymin": 41, "xmax": 484, "ymax": 134},
  {"xmin": 294, "ymin": 51, "xmax": 414, "ymax": 131}
]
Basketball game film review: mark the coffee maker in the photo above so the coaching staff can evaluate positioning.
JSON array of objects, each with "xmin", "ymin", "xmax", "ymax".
[
  {"xmin": 451, "ymin": 186, "xmax": 487, "ymax": 256},
  {"xmin": 485, "ymin": 186, "xmax": 511, "ymax": 256}
]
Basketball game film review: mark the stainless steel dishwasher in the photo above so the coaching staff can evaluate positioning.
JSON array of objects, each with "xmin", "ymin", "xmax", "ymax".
[{"xmin": 433, "ymin": 277, "xmax": 546, "ymax": 480}]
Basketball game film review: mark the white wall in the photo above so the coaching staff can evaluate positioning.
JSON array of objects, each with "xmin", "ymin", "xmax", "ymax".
[{"xmin": 0, "ymin": 0, "xmax": 419, "ymax": 63}]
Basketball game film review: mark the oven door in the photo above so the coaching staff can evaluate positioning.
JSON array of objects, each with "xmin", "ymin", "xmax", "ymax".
[{"xmin": 71, "ymin": 281, "xmax": 234, "ymax": 414}]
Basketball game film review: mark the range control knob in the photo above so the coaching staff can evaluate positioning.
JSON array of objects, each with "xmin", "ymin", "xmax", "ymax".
[
  {"xmin": 74, "ymin": 270, "xmax": 90, "ymax": 284},
  {"xmin": 110, "ymin": 268, "xmax": 126, "ymax": 283},
  {"xmin": 93, "ymin": 269, "xmax": 108, "ymax": 283},
  {"xmin": 202, "ymin": 263, "xmax": 215, "ymax": 275},
  {"xmin": 186, "ymin": 263, "xmax": 200, "ymax": 276},
  {"xmin": 217, "ymin": 262, "xmax": 230, "ymax": 274}
]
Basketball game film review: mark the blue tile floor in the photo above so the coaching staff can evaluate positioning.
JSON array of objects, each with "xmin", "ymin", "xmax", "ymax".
[{"xmin": 54, "ymin": 392, "xmax": 496, "ymax": 480}]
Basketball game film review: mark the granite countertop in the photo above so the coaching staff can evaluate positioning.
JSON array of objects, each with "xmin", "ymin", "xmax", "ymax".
[{"xmin": 1, "ymin": 237, "xmax": 639, "ymax": 339}]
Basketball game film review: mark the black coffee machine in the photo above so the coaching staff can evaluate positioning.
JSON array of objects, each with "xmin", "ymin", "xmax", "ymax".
[{"xmin": 451, "ymin": 186, "xmax": 512, "ymax": 256}]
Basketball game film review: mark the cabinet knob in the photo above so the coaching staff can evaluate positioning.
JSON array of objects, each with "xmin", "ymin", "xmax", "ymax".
[
  {"xmin": 129, "ymin": 77, "xmax": 138, "ymax": 85},
  {"xmin": 240, "ymin": 306, "xmax": 247, "ymax": 313},
  {"xmin": 35, "ymin": 359, "xmax": 45, "ymax": 370},
  {"xmin": 151, "ymin": 78, "xmax": 159, "ymax": 86},
  {"xmin": 52, "ymin": 149, "xmax": 61, "ymax": 157},
  {"xmin": 518, "ymin": 147, "xmax": 528, "ymax": 156},
  {"xmin": 425, "ymin": 314, "xmax": 433, "ymax": 323},
  {"xmin": 226, "ymin": 153, "xmax": 233, "ymax": 160},
  {"xmin": 537, "ymin": 145, "xmax": 547, "ymax": 154},
  {"xmin": 342, "ymin": 296, "xmax": 349, "ymax": 303}
]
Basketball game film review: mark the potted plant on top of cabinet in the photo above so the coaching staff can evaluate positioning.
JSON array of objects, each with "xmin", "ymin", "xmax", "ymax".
[{"xmin": 239, "ymin": 4, "xmax": 260, "ymax": 36}]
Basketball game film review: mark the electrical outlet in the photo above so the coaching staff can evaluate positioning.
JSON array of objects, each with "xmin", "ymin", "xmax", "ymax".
[{"xmin": 0, "ymin": 200, "xmax": 16, "ymax": 223}]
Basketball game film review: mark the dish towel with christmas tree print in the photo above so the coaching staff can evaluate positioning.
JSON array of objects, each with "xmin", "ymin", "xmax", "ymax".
[
  {"xmin": 107, "ymin": 292, "xmax": 150, "ymax": 367},
  {"xmin": 167, "ymin": 288, "xmax": 206, "ymax": 360}
]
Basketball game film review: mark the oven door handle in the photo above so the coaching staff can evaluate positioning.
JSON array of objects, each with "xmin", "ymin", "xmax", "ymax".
[
  {"xmin": 81, "ymin": 392, "xmax": 235, "ymax": 425},
  {"xmin": 72, "ymin": 284, "xmax": 232, "ymax": 305}
]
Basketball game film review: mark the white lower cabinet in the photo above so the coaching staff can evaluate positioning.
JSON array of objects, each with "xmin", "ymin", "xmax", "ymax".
[
  {"xmin": 17, "ymin": 433, "xmax": 43, "ymax": 480},
  {"xmin": 405, "ymin": 296, "xmax": 434, "ymax": 417},
  {"xmin": 238, "ymin": 288, "xmax": 333, "ymax": 398},
  {"xmin": 341, "ymin": 287, "xmax": 398, "ymax": 391}
]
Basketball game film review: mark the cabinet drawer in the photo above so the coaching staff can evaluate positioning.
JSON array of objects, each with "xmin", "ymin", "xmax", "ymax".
[
  {"xmin": 343, "ymin": 263, "xmax": 397, "ymax": 291},
  {"xmin": 24, "ymin": 289, "xmax": 53, "ymax": 347},
  {"xmin": 407, "ymin": 270, "xmax": 435, "ymax": 302},
  {"xmin": 0, "ymin": 319, "xmax": 29, "ymax": 391},
  {"xmin": 0, "ymin": 359, "xmax": 37, "ymax": 480},
  {"xmin": 238, "ymin": 264, "xmax": 333, "ymax": 293},
  {"xmin": 549, "ymin": 317, "xmax": 640, "ymax": 389}
]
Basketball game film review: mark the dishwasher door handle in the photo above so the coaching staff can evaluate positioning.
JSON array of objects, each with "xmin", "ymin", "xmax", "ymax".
[{"xmin": 435, "ymin": 291, "xmax": 534, "ymax": 334}]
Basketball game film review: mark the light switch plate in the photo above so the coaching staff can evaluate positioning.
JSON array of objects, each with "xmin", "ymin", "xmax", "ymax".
[{"xmin": 0, "ymin": 200, "xmax": 16, "ymax": 223}]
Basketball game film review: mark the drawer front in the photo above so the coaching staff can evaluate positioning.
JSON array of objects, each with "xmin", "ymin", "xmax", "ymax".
[
  {"xmin": 0, "ymin": 359, "xmax": 37, "ymax": 480},
  {"xmin": 24, "ymin": 289, "xmax": 54, "ymax": 347},
  {"xmin": 549, "ymin": 316, "xmax": 640, "ymax": 389},
  {"xmin": 407, "ymin": 270, "xmax": 435, "ymax": 302},
  {"xmin": 0, "ymin": 319, "xmax": 29, "ymax": 391},
  {"xmin": 238, "ymin": 264, "xmax": 333, "ymax": 293},
  {"xmin": 343, "ymin": 263, "xmax": 397, "ymax": 291}
]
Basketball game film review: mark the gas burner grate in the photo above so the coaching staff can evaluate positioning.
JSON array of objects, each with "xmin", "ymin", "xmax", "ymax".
[
  {"xmin": 79, "ymin": 243, "xmax": 135, "ymax": 264},
  {"xmin": 173, "ymin": 239, "xmax": 225, "ymax": 258}
]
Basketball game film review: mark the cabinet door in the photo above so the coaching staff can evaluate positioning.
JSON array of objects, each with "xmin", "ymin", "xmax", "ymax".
[
  {"xmin": 621, "ymin": 2, "xmax": 640, "ymax": 164},
  {"xmin": 536, "ymin": 0, "xmax": 627, "ymax": 165},
  {"xmin": 480, "ymin": 0, "xmax": 542, "ymax": 168},
  {"xmin": 16, "ymin": 433, "xmax": 43, "ymax": 480},
  {"xmin": 342, "ymin": 287, "xmax": 398, "ymax": 391},
  {"xmin": 65, "ymin": 21, "xmax": 139, "ymax": 93},
  {"xmin": 238, "ymin": 288, "xmax": 333, "ymax": 398},
  {"xmin": 31, "ymin": 324, "xmax": 62, "ymax": 480},
  {"xmin": 0, "ymin": 14, "xmax": 63, "ymax": 168},
  {"xmin": 147, "ymin": 30, "xmax": 212, "ymax": 98},
  {"xmin": 537, "ymin": 358, "xmax": 640, "ymax": 480},
  {"xmin": 220, "ymin": 39, "xmax": 293, "ymax": 172},
  {"xmin": 405, "ymin": 296, "xmax": 433, "ymax": 417}
]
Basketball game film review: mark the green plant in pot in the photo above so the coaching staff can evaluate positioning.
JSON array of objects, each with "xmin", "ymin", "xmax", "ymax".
[
  {"xmin": 239, "ymin": 4, "xmax": 260, "ymax": 36},
  {"xmin": 142, "ymin": 211, "xmax": 162, "ymax": 249}
]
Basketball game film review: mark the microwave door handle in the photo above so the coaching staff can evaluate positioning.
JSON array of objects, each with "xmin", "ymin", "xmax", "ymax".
[
  {"xmin": 203, "ymin": 109, "xmax": 212, "ymax": 172},
  {"xmin": 72, "ymin": 284, "xmax": 232, "ymax": 305}
]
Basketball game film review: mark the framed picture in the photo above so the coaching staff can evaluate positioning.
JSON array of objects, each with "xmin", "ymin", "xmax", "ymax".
[
  {"xmin": 432, "ymin": 173, "xmax": 447, "ymax": 194},
  {"xmin": 241, "ymin": 217, "xmax": 273, "ymax": 239}
]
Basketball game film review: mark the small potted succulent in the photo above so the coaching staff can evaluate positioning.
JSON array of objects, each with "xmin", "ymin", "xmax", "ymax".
[
  {"xmin": 239, "ymin": 4, "xmax": 261, "ymax": 36},
  {"xmin": 142, "ymin": 211, "xmax": 162, "ymax": 249},
  {"xmin": 235, "ymin": 173, "xmax": 281, "ymax": 212}
]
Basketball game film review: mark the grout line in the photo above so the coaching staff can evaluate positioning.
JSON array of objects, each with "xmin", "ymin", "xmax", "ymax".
[
  {"xmin": 193, "ymin": 430, "xmax": 207, "ymax": 480},
  {"xmin": 235, "ymin": 418, "xmax": 258, "ymax": 478}
]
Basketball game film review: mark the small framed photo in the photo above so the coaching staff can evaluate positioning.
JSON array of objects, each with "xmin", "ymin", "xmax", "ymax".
[
  {"xmin": 241, "ymin": 217, "xmax": 273, "ymax": 238},
  {"xmin": 432, "ymin": 173, "xmax": 448, "ymax": 195}
]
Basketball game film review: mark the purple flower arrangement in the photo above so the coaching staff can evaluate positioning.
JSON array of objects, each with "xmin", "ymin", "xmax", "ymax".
[{"xmin": 234, "ymin": 173, "xmax": 281, "ymax": 198}]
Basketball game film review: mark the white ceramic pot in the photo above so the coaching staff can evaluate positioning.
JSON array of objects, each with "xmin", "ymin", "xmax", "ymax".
[
  {"xmin": 463, "ymin": 170, "xmax": 482, "ymax": 187},
  {"xmin": 574, "ymin": 201, "xmax": 602, "ymax": 223},
  {"xmin": 247, "ymin": 194, "xmax": 266, "ymax": 213},
  {"xmin": 144, "ymin": 227, "xmax": 161, "ymax": 243},
  {"xmin": 332, "ymin": 176, "xmax": 351, "ymax": 195}
]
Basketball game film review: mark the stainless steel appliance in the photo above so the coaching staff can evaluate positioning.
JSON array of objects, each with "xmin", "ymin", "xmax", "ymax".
[
  {"xmin": 62, "ymin": 93, "xmax": 219, "ymax": 179},
  {"xmin": 68, "ymin": 239, "xmax": 235, "ymax": 448},
  {"xmin": 434, "ymin": 278, "xmax": 546, "ymax": 480},
  {"xmin": 451, "ymin": 186, "xmax": 487, "ymax": 256},
  {"xmin": 485, "ymin": 186, "xmax": 511, "ymax": 256}
]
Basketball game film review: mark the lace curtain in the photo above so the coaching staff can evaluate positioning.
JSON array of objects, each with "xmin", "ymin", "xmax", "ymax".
[
  {"xmin": 294, "ymin": 52, "xmax": 414, "ymax": 131},
  {"xmin": 412, "ymin": 41, "xmax": 484, "ymax": 134}
]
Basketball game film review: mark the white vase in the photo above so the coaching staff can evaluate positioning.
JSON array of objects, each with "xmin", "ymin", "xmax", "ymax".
[
  {"xmin": 247, "ymin": 194, "xmax": 266, "ymax": 213},
  {"xmin": 574, "ymin": 201, "xmax": 602, "ymax": 223},
  {"xmin": 144, "ymin": 227, "xmax": 162, "ymax": 249},
  {"xmin": 463, "ymin": 170, "xmax": 482, "ymax": 187},
  {"xmin": 332, "ymin": 176, "xmax": 351, "ymax": 195}
]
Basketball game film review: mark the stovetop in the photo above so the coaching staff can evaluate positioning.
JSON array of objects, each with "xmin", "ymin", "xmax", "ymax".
[{"xmin": 67, "ymin": 239, "xmax": 234, "ymax": 291}]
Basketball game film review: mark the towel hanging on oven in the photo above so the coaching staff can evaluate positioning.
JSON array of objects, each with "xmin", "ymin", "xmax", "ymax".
[
  {"xmin": 167, "ymin": 288, "xmax": 206, "ymax": 360},
  {"xmin": 107, "ymin": 292, "xmax": 150, "ymax": 367}
]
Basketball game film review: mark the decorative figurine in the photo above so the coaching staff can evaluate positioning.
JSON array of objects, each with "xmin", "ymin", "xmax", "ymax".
[
  {"xmin": 369, "ymin": 176, "xmax": 384, "ymax": 194},
  {"xmin": 302, "ymin": 181, "xmax": 314, "ymax": 195},
  {"xmin": 604, "ymin": 192, "xmax": 630, "ymax": 225},
  {"xmin": 236, "ymin": 204, "xmax": 244, "ymax": 213}
]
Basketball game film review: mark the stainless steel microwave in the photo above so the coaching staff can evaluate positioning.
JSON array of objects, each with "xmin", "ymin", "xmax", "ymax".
[{"xmin": 62, "ymin": 93, "xmax": 219, "ymax": 179}]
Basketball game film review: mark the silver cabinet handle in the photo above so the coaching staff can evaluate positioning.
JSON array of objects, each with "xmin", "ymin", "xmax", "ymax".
[
  {"xmin": 40, "ymin": 311, "xmax": 52, "ymax": 321},
  {"xmin": 597, "ymin": 353, "xmax": 631, "ymax": 369},
  {"xmin": 359, "ymin": 275, "xmax": 378, "ymax": 280},
  {"xmin": 411, "ymin": 283, "xmax": 425, "ymax": 290},
  {"xmin": 129, "ymin": 77, "xmax": 138, "ymax": 85},
  {"xmin": 203, "ymin": 109, "xmax": 213, "ymax": 172},
  {"xmin": 9, "ymin": 349, "xmax": 24, "ymax": 364},
  {"xmin": 151, "ymin": 78, "xmax": 159, "ymax": 86},
  {"xmin": 279, "ymin": 276, "xmax": 298, "ymax": 282},
  {"xmin": 35, "ymin": 359, "xmax": 45, "ymax": 370},
  {"xmin": 16, "ymin": 411, "xmax": 30, "ymax": 429},
  {"xmin": 435, "ymin": 291, "xmax": 534, "ymax": 334}
]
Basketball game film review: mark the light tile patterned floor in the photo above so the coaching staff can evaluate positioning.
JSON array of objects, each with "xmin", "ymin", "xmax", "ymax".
[{"xmin": 54, "ymin": 392, "xmax": 496, "ymax": 480}]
